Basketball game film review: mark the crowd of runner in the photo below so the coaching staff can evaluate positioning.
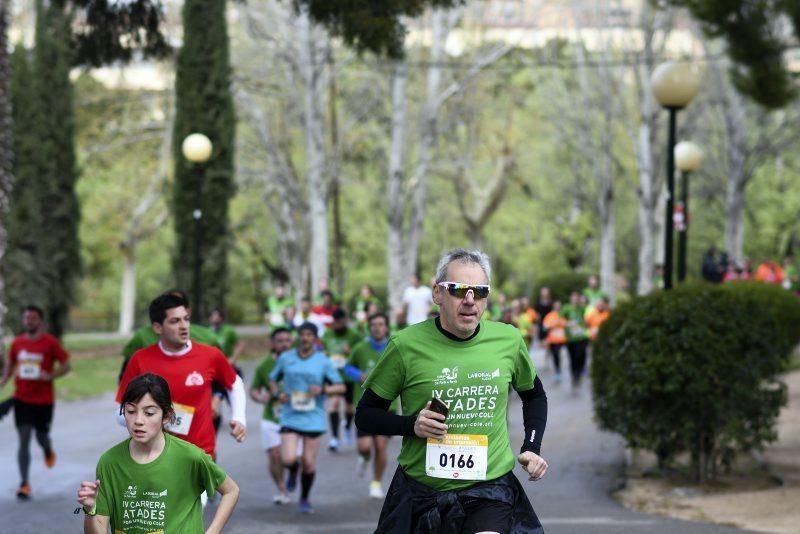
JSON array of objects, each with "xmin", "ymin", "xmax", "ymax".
[{"xmin": 4, "ymin": 243, "xmax": 799, "ymax": 532}]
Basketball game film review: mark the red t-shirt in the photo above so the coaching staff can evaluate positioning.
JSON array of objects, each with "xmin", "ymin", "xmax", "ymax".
[
  {"xmin": 116, "ymin": 341, "xmax": 237, "ymax": 456},
  {"xmin": 9, "ymin": 333, "xmax": 69, "ymax": 405}
]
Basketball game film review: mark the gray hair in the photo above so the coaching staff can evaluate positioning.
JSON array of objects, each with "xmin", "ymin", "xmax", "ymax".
[{"xmin": 434, "ymin": 249, "xmax": 492, "ymax": 284}]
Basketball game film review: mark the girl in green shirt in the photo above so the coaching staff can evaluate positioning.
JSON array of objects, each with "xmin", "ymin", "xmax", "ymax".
[{"xmin": 77, "ymin": 373, "xmax": 239, "ymax": 534}]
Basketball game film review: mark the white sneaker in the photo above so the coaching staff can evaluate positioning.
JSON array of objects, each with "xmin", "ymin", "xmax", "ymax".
[
  {"xmin": 369, "ymin": 481, "xmax": 384, "ymax": 499},
  {"xmin": 357, "ymin": 455, "xmax": 368, "ymax": 478},
  {"xmin": 273, "ymin": 493, "xmax": 291, "ymax": 505},
  {"xmin": 328, "ymin": 437, "xmax": 339, "ymax": 452}
]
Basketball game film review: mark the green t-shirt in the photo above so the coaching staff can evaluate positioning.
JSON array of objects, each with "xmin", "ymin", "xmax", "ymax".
[
  {"xmin": 363, "ymin": 320, "xmax": 536, "ymax": 491},
  {"xmin": 251, "ymin": 356, "xmax": 280, "ymax": 423},
  {"xmin": 122, "ymin": 325, "xmax": 221, "ymax": 361},
  {"xmin": 582, "ymin": 287, "xmax": 607, "ymax": 307},
  {"xmin": 347, "ymin": 339, "xmax": 397, "ymax": 411},
  {"xmin": 212, "ymin": 324, "xmax": 239, "ymax": 358},
  {"xmin": 94, "ymin": 433, "xmax": 226, "ymax": 534},
  {"xmin": 561, "ymin": 304, "xmax": 588, "ymax": 342},
  {"xmin": 322, "ymin": 328, "xmax": 364, "ymax": 379}
]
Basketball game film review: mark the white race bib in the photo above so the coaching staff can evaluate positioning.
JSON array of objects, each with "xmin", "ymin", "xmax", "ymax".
[
  {"xmin": 290, "ymin": 391, "xmax": 316, "ymax": 412},
  {"xmin": 18, "ymin": 362, "xmax": 41, "ymax": 380},
  {"xmin": 330, "ymin": 354, "xmax": 347, "ymax": 370},
  {"xmin": 165, "ymin": 402, "xmax": 195, "ymax": 435},
  {"xmin": 425, "ymin": 434, "xmax": 488, "ymax": 481}
]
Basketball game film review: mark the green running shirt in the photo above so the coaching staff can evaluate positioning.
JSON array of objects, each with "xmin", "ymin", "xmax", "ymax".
[{"xmin": 363, "ymin": 319, "xmax": 536, "ymax": 491}]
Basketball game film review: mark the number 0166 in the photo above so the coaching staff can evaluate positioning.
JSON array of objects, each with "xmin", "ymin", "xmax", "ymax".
[{"xmin": 438, "ymin": 453, "xmax": 474, "ymax": 469}]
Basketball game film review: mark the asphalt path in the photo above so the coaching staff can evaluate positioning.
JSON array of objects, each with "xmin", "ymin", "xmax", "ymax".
[{"xmin": 0, "ymin": 351, "xmax": 759, "ymax": 533}]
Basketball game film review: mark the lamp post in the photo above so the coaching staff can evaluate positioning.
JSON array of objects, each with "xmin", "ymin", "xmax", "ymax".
[
  {"xmin": 651, "ymin": 61, "xmax": 699, "ymax": 290},
  {"xmin": 182, "ymin": 133, "xmax": 213, "ymax": 318},
  {"xmin": 674, "ymin": 141, "xmax": 703, "ymax": 283}
]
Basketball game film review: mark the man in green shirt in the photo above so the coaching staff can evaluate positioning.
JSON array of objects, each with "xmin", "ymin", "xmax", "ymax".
[
  {"xmin": 321, "ymin": 308, "xmax": 364, "ymax": 450},
  {"xmin": 264, "ymin": 285, "xmax": 293, "ymax": 327},
  {"xmin": 562, "ymin": 290, "xmax": 589, "ymax": 390},
  {"xmin": 250, "ymin": 327, "xmax": 295, "ymax": 505},
  {"xmin": 356, "ymin": 249, "xmax": 547, "ymax": 533},
  {"xmin": 347, "ymin": 312, "xmax": 395, "ymax": 499}
]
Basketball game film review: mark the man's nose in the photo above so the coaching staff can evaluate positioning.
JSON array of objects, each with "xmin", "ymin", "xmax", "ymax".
[{"xmin": 463, "ymin": 289, "xmax": 476, "ymax": 304}]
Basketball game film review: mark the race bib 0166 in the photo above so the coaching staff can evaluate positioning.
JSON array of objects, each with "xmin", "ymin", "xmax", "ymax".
[
  {"xmin": 165, "ymin": 402, "xmax": 195, "ymax": 435},
  {"xmin": 425, "ymin": 434, "xmax": 488, "ymax": 481}
]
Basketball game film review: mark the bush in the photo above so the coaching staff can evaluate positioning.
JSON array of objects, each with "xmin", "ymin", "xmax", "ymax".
[
  {"xmin": 533, "ymin": 272, "xmax": 588, "ymax": 302},
  {"xmin": 591, "ymin": 284, "xmax": 795, "ymax": 481}
]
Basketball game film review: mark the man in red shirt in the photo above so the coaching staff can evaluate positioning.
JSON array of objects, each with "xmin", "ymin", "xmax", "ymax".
[
  {"xmin": 116, "ymin": 293, "xmax": 247, "ymax": 459},
  {"xmin": 0, "ymin": 305, "xmax": 71, "ymax": 500}
]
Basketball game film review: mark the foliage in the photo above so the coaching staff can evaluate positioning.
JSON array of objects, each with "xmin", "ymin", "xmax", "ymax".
[
  {"xmin": 719, "ymin": 281, "xmax": 800, "ymax": 352},
  {"xmin": 666, "ymin": 0, "xmax": 799, "ymax": 108},
  {"xmin": 5, "ymin": 3, "xmax": 81, "ymax": 338},
  {"xmin": 532, "ymin": 272, "xmax": 588, "ymax": 303},
  {"xmin": 591, "ymin": 284, "xmax": 794, "ymax": 481},
  {"xmin": 32, "ymin": 0, "xmax": 82, "ymax": 338},
  {"xmin": 294, "ymin": 0, "xmax": 464, "ymax": 58},
  {"xmin": 3, "ymin": 47, "xmax": 47, "ymax": 333},
  {"xmin": 64, "ymin": 0, "xmax": 171, "ymax": 67},
  {"xmin": 172, "ymin": 0, "xmax": 236, "ymax": 321}
]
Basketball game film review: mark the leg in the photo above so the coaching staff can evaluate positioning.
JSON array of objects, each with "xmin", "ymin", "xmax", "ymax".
[
  {"xmin": 343, "ymin": 383, "xmax": 355, "ymax": 444},
  {"xmin": 299, "ymin": 435, "xmax": 321, "ymax": 511},
  {"xmin": 33, "ymin": 403, "xmax": 55, "ymax": 466},
  {"xmin": 549, "ymin": 344, "xmax": 562, "ymax": 380},
  {"xmin": 370, "ymin": 435, "xmax": 389, "ymax": 499},
  {"xmin": 327, "ymin": 395, "xmax": 341, "ymax": 448},
  {"xmin": 356, "ymin": 434, "xmax": 371, "ymax": 478},
  {"xmin": 280, "ymin": 431, "xmax": 301, "ymax": 493},
  {"xmin": 17, "ymin": 424, "xmax": 33, "ymax": 484}
]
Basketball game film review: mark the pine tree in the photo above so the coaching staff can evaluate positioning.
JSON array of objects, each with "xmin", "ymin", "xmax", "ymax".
[
  {"xmin": 4, "ymin": 46, "xmax": 47, "ymax": 334},
  {"xmin": 172, "ymin": 0, "xmax": 236, "ymax": 320},
  {"xmin": 33, "ymin": 0, "xmax": 81, "ymax": 338}
]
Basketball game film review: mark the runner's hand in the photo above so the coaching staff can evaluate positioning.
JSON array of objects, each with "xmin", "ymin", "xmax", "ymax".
[
  {"xmin": 517, "ymin": 451, "xmax": 548, "ymax": 481},
  {"xmin": 229, "ymin": 420, "xmax": 246, "ymax": 442},
  {"xmin": 414, "ymin": 401, "xmax": 448, "ymax": 439},
  {"xmin": 308, "ymin": 384, "xmax": 322, "ymax": 396},
  {"xmin": 77, "ymin": 479, "xmax": 100, "ymax": 508}
]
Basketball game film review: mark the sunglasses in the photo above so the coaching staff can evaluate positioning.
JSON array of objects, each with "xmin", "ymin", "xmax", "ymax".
[{"xmin": 438, "ymin": 282, "xmax": 491, "ymax": 300}]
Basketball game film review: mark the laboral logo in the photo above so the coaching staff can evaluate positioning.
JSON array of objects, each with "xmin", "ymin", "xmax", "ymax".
[
  {"xmin": 185, "ymin": 371, "xmax": 204, "ymax": 386},
  {"xmin": 468, "ymin": 368, "xmax": 501, "ymax": 381},
  {"xmin": 433, "ymin": 367, "xmax": 459, "ymax": 386},
  {"xmin": 143, "ymin": 489, "xmax": 168, "ymax": 498},
  {"xmin": 124, "ymin": 485, "xmax": 138, "ymax": 498}
]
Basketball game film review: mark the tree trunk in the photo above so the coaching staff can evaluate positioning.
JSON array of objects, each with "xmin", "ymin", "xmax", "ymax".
[
  {"xmin": 386, "ymin": 58, "xmax": 409, "ymax": 320},
  {"xmin": 0, "ymin": 0, "xmax": 12, "ymax": 338},
  {"xmin": 118, "ymin": 245, "xmax": 137, "ymax": 335},
  {"xmin": 298, "ymin": 7, "xmax": 329, "ymax": 295},
  {"xmin": 720, "ymin": 77, "xmax": 748, "ymax": 264}
]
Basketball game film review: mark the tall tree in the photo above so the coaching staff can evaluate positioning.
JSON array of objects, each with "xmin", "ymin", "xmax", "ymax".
[
  {"xmin": 31, "ymin": 0, "xmax": 81, "ymax": 339},
  {"xmin": 0, "ymin": 0, "xmax": 11, "ymax": 338},
  {"xmin": 172, "ymin": 0, "xmax": 236, "ymax": 320},
  {"xmin": 4, "ymin": 46, "xmax": 48, "ymax": 334},
  {"xmin": 666, "ymin": 0, "xmax": 800, "ymax": 108}
]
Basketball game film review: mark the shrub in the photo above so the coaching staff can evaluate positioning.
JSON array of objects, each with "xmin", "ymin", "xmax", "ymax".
[
  {"xmin": 591, "ymin": 284, "xmax": 794, "ymax": 481},
  {"xmin": 533, "ymin": 272, "xmax": 588, "ymax": 302}
]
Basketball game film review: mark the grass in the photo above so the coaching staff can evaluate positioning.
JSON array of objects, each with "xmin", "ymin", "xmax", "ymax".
[{"xmin": 57, "ymin": 355, "xmax": 121, "ymax": 402}]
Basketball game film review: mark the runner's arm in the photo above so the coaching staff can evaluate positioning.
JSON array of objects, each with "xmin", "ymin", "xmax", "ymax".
[
  {"xmin": 355, "ymin": 388, "xmax": 416, "ymax": 436},
  {"xmin": 226, "ymin": 375, "xmax": 247, "ymax": 427},
  {"xmin": 518, "ymin": 375, "xmax": 547, "ymax": 455},
  {"xmin": 206, "ymin": 475, "xmax": 239, "ymax": 534}
]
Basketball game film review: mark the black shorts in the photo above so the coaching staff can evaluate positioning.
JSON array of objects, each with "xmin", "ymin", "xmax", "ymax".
[
  {"xmin": 14, "ymin": 400, "xmax": 54, "ymax": 432},
  {"xmin": 280, "ymin": 426, "xmax": 323, "ymax": 439},
  {"xmin": 344, "ymin": 381, "xmax": 355, "ymax": 404},
  {"xmin": 460, "ymin": 496, "xmax": 513, "ymax": 533}
]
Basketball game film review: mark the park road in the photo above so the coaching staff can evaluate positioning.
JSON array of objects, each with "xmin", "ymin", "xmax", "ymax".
[{"xmin": 0, "ymin": 357, "xmax": 758, "ymax": 533}]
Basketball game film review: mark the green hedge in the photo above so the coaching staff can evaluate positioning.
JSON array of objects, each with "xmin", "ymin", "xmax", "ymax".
[{"xmin": 591, "ymin": 283, "xmax": 798, "ymax": 481}]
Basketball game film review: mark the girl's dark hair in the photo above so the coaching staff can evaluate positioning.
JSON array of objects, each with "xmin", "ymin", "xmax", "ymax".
[{"xmin": 120, "ymin": 373, "xmax": 174, "ymax": 419}]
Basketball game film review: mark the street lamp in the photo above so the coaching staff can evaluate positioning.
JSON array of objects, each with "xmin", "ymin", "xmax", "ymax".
[
  {"xmin": 182, "ymin": 133, "xmax": 213, "ymax": 318},
  {"xmin": 651, "ymin": 61, "xmax": 700, "ymax": 290},
  {"xmin": 674, "ymin": 141, "xmax": 703, "ymax": 283}
]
